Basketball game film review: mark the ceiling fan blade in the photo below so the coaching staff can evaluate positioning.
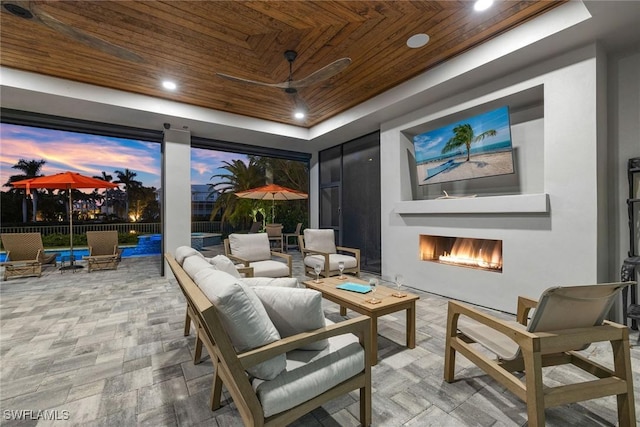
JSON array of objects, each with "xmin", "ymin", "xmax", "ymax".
[
  {"xmin": 3, "ymin": 1, "xmax": 143, "ymax": 63},
  {"xmin": 215, "ymin": 72, "xmax": 284, "ymax": 88},
  {"xmin": 288, "ymin": 57, "xmax": 351, "ymax": 88}
]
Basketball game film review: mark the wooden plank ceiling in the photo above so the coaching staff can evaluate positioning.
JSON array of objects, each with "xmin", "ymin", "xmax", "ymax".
[{"xmin": 0, "ymin": 1, "xmax": 565, "ymax": 128}]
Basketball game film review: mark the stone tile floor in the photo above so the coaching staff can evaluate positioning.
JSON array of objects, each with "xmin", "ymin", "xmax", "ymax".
[{"xmin": 1, "ymin": 248, "xmax": 638, "ymax": 426}]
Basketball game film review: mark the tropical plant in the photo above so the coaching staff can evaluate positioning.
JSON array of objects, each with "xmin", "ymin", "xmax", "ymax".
[
  {"xmin": 3, "ymin": 159, "xmax": 46, "ymax": 222},
  {"xmin": 208, "ymin": 158, "xmax": 265, "ymax": 229},
  {"xmin": 114, "ymin": 169, "xmax": 142, "ymax": 220},
  {"xmin": 441, "ymin": 123, "xmax": 497, "ymax": 161},
  {"xmin": 93, "ymin": 171, "xmax": 114, "ymax": 216}
]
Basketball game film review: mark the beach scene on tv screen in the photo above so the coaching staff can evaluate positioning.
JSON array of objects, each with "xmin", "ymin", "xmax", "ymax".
[{"xmin": 414, "ymin": 106, "xmax": 515, "ymax": 185}]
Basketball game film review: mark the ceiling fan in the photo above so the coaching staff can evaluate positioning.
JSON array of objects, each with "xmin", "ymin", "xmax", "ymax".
[
  {"xmin": 1, "ymin": 0, "xmax": 143, "ymax": 63},
  {"xmin": 217, "ymin": 50, "xmax": 351, "ymax": 96}
]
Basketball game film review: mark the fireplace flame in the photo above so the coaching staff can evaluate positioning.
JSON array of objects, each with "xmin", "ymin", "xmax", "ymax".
[{"xmin": 420, "ymin": 234, "xmax": 503, "ymax": 272}]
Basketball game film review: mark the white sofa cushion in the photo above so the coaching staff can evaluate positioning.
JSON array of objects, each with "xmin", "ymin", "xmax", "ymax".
[
  {"xmin": 175, "ymin": 246, "xmax": 204, "ymax": 265},
  {"xmin": 252, "ymin": 323, "xmax": 364, "ymax": 418},
  {"xmin": 303, "ymin": 229, "xmax": 337, "ymax": 254},
  {"xmin": 183, "ymin": 254, "xmax": 215, "ymax": 279},
  {"xmin": 252, "ymin": 287, "xmax": 328, "ymax": 350},
  {"xmin": 246, "ymin": 260, "xmax": 290, "ymax": 278},
  {"xmin": 303, "ymin": 254, "xmax": 357, "ymax": 272},
  {"xmin": 229, "ymin": 233, "xmax": 272, "ymax": 262},
  {"xmin": 242, "ymin": 277, "xmax": 299, "ymax": 288},
  {"xmin": 207, "ymin": 254, "xmax": 241, "ymax": 278},
  {"xmin": 193, "ymin": 267, "xmax": 286, "ymax": 380}
]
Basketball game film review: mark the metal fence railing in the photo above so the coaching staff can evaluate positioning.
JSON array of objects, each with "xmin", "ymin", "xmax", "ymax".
[{"xmin": 0, "ymin": 221, "xmax": 234, "ymax": 236}]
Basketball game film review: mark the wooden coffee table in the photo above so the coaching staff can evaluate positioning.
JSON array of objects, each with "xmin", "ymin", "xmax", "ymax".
[{"xmin": 303, "ymin": 276, "xmax": 419, "ymax": 365}]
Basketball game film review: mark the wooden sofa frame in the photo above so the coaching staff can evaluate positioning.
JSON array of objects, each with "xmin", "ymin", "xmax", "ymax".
[{"xmin": 166, "ymin": 253, "xmax": 372, "ymax": 426}]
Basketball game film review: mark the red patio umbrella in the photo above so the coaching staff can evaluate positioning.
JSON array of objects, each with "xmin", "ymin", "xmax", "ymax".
[
  {"xmin": 235, "ymin": 183, "xmax": 308, "ymax": 222},
  {"xmin": 12, "ymin": 172, "xmax": 119, "ymax": 270}
]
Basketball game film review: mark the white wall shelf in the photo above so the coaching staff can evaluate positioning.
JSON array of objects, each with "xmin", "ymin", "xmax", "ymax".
[{"xmin": 394, "ymin": 193, "xmax": 549, "ymax": 214}]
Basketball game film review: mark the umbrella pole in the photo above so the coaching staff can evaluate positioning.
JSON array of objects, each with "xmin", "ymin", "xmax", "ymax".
[{"xmin": 69, "ymin": 189, "xmax": 74, "ymax": 265}]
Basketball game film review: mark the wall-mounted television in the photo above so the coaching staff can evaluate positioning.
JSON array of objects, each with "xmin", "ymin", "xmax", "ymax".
[{"xmin": 413, "ymin": 106, "xmax": 515, "ymax": 185}]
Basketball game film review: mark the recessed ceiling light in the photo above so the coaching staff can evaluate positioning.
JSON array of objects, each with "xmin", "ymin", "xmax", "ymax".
[
  {"xmin": 294, "ymin": 111, "xmax": 305, "ymax": 120},
  {"xmin": 162, "ymin": 80, "xmax": 177, "ymax": 90},
  {"xmin": 474, "ymin": 0, "xmax": 493, "ymax": 12},
  {"xmin": 406, "ymin": 33, "xmax": 430, "ymax": 49}
]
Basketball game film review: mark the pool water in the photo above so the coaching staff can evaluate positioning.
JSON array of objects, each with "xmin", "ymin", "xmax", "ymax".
[{"xmin": 0, "ymin": 234, "xmax": 162, "ymax": 263}]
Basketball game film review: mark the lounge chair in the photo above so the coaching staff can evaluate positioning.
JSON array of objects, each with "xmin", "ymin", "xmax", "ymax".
[
  {"xmin": 444, "ymin": 282, "xmax": 636, "ymax": 426},
  {"xmin": 1, "ymin": 233, "xmax": 58, "ymax": 281},
  {"xmin": 166, "ymin": 252, "xmax": 372, "ymax": 426},
  {"xmin": 299, "ymin": 228, "xmax": 360, "ymax": 278},
  {"xmin": 85, "ymin": 231, "xmax": 122, "ymax": 272}
]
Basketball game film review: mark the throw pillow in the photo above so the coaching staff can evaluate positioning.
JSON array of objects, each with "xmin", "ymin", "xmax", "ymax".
[
  {"xmin": 207, "ymin": 254, "xmax": 241, "ymax": 278},
  {"xmin": 193, "ymin": 268, "xmax": 286, "ymax": 380},
  {"xmin": 175, "ymin": 246, "xmax": 204, "ymax": 265},
  {"xmin": 252, "ymin": 286, "xmax": 329, "ymax": 350}
]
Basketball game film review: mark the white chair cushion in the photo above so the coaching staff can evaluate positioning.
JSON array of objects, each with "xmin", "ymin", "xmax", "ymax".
[
  {"xmin": 303, "ymin": 254, "xmax": 357, "ymax": 272},
  {"xmin": 252, "ymin": 287, "xmax": 328, "ymax": 350},
  {"xmin": 303, "ymin": 229, "xmax": 337, "ymax": 254},
  {"xmin": 193, "ymin": 268, "xmax": 286, "ymax": 380},
  {"xmin": 248, "ymin": 260, "xmax": 290, "ymax": 278},
  {"xmin": 183, "ymin": 254, "xmax": 215, "ymax": 280},
  {"xmin": 252, "ymin": 322, "xmax": 364, "ymax": 418},
  {"xmin": 242, "ymin": 277, "xmax": 299, "ymax": 288},
  {"xmin": 175, "ymin": 246, "xmax": 204, "ymax": 265},
  {"xmin": 229, "ymin": 233, "xmax": 272, "ymax": 262},
  {"xmin": 207, "ymin": 254, "xmax": 241, "ymax": 278}
]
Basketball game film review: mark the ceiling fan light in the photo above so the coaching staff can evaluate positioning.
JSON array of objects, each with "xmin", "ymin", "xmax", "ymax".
[
  {"xmin": 407, "ymin": 33, "xmax": 430, "ymax": 49},
  {"xmin": 474, "ymin": 0, "xmax": 494, "ymax": 12},
  {"xmin": 162, "ymin": 80, "xmax": 177, "ymax": 90}
]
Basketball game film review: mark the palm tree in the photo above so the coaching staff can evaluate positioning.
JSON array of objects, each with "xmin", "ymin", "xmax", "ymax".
[
  {"xmin": 208, "ymin": 158, "xmax": 265, "ymax": 228},
  {"xmin": 442, "ymin": 123, "xmax": 497, "ymax": 162},
  {"xmin": 3, "ymin": 159, "xmax": 46, "ymax": 222},
  {"xmin": 93, "ymin": 171, "xmax": 113, "ymax": 216},
  {"xmin": 114, "ymin": 169, "xmax": 142, "ymax": 220}
]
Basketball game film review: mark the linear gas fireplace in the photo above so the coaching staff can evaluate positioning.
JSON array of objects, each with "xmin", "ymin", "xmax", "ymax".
[{"xmin": 419, "ymin": 234, "xmax": 503, "ymax": 272}]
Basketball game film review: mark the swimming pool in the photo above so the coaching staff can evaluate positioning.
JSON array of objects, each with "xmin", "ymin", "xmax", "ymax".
[{"xmin": 0, "ymin": 233, "xmax": 162, "ymax": 262}]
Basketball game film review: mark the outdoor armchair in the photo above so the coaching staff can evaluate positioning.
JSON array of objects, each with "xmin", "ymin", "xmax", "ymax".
[
  {"xmin": 224, "ymin": 233, "xmax": 292, "ymax": 278},
  {"xmin": 85, "ymin": 230, "xmax": 122, "ymax": 272},
  {"xmin": 283, "ymin": 222, "xmax": 302, "ymax": 252},
  {"xmin": 265, "ymin": 223, "xmax": 283, "ymax": 252},
  {"xmin": 299, "ymin": 228, "xmax": 360, "ymax": 278},
  {"xmin": 444, "ymin": 282, "xmax": 636, "ymax": 427},
  {"xmin": 1, "ymin": 232, "xmax": 58, "ymax": 281}
]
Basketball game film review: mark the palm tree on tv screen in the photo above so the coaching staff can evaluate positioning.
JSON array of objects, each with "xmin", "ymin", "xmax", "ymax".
[{"xmin": 442, "ymin": 123, "xmax": 497, "ymax": 162}]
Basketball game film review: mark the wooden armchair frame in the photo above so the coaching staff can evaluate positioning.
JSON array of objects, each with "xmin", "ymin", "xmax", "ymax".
[
  {"xmin": 166, "ymin": 253, "xmax": 372, "ymax": 427},
  {"xmin": 223, "ymin": 238, "xmax": 292, "ymax": 277},
  {"xmin": 298, "ymin": 235, "xmax": 360, "ymax": 278},
  {"xmin": 85, "ymin": 231, "xmax": 123, "ymax": 272},
  {"xmin": 1, "ymin": 233, "xmax": 58, "ymax": 281},
  {"xmin": 444, "ymin": 283, "xmax": 636, "ymax": 427}
]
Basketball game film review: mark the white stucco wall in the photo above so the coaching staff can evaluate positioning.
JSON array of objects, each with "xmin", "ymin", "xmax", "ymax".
[
  {"xmin": 162, "ymin": 128, "xmax": 192, "ymax": 274},
  {"xmin": 381, "ymin": 45, "xmax": 605, "ymax": 313}
]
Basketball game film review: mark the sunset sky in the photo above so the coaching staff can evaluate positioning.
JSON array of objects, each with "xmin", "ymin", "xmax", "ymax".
[{"xmin": 0, "ymin": 123, "xmax": 247, "ymax": 190}]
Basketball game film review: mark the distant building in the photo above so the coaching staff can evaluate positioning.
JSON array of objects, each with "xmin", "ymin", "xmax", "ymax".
[{"xmin": 191, "ymin": 184, "xmax": 218, "ymax": 220}]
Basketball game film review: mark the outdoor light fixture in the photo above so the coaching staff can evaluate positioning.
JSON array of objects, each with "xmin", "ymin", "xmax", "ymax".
[
  {"xmin": 474, "ymin": 0, "xmax": 493, "ymax": 12},
  {"xmin": 162, "ymin": 80, "xmax": 177, "ymax": 90},
  {"xmin": 294, "ymin": 110, "xmax": 305, "ymax": 119},
  {"xmin": 407, "ymin": 33, "xmax": 430, "ymax": 49}
]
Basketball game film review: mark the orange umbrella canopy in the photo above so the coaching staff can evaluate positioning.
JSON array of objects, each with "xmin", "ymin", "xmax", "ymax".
[
  {"xmin": 234, "ymin": 184, "xmax": 308, "ymax": 201},
  {"xmin": 12, "ymin": 171, "xmax": 118, "ymax": 191}
]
